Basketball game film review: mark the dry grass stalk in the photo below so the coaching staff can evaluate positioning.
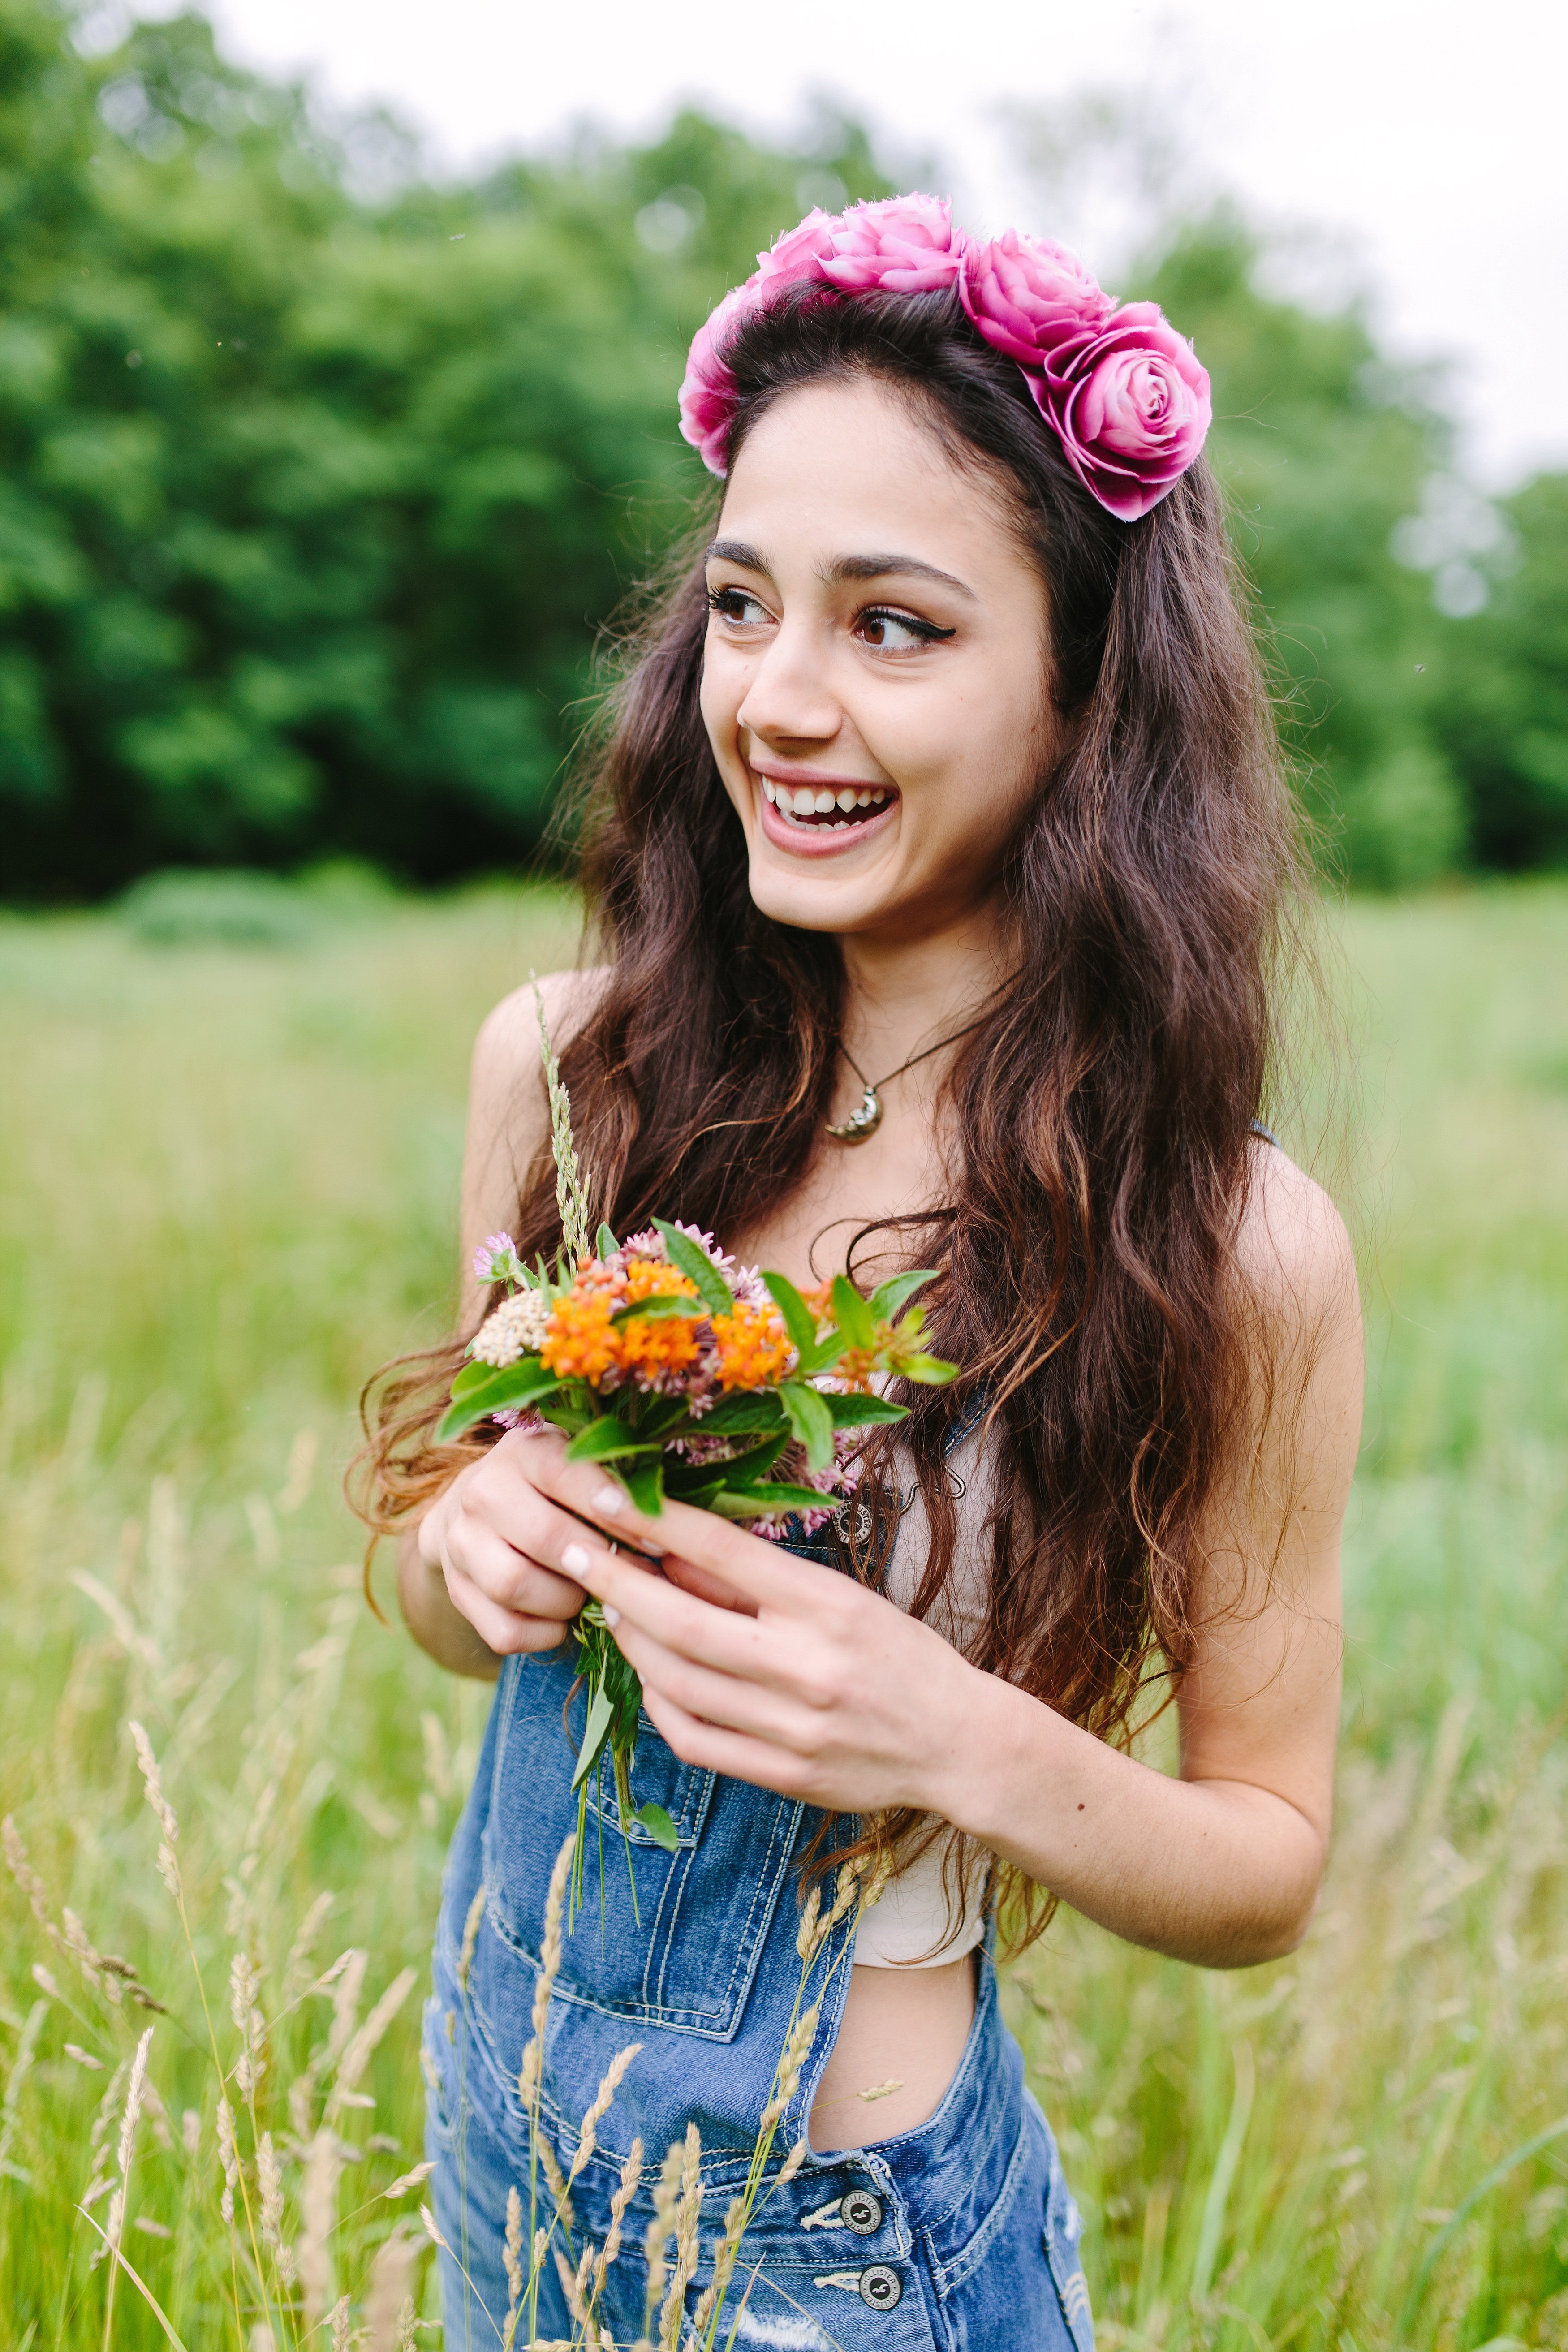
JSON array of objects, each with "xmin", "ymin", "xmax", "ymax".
[
  {"xmin": 540, "ymin": 2134, "xmax": 576, "ymax": 2234},
  {"xmin": 100, "ymin": 2023, "xmax": 152, "ymax": 2329},
  {"xmin": 215, "ymin": 2093, "xmax": 241, "ymax": 2226},
  {"xmin": 568, "ymin": 2042, "xmax": 642, "ymax": 2184},
  {"xmin": 297, "ymin": 2124, "xmax": 345, "ymax": 2322},
  {"xmin": 759, "ymin": 2005, "xmax": 819, "ymax": 2133},
  {"xmin": 364, "ymin": 2226, "xmax": 419, "ymax": 2348},
  {"xmin": 128, "ymin": 1719, "xmax": 181, "ymax": 1899},
  {"xmin": 456, "ymin": 1879, "xmax": 487, "ymax": 1994},
  {"xmin": 504, "ymin": 2181, "xmax": 526, "ymax": 2348},
  {"xmin": 642, "ymin": 2140, "xmax": 684, "ymax": 2324},
  {"xmin": 592, "ymin": 2135, "xmax": 644, "ymax": 2296},
  {"xmin": 656, "ymin": 2123, "xmax": 703, "ymax": 2352},
  {"xmin": 327, "ymin": 1964, "xmax": 417, "ymax": 2122},
  {"xmin": 0, "ymin": 1998, "xmax": 47, "ymax": 2183},
  {"xmin": 689, "ymin": 2192, "xmax": 748, "ymax": 2337}
]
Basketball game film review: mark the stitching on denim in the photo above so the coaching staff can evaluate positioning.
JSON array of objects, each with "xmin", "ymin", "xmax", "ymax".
[{"xmin": 924, "ymin": 2102, "xmax": 1033, "ymax": 2297}]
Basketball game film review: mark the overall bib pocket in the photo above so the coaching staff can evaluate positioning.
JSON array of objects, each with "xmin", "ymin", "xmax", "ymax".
[{"xmin": 481, "ymin": 1650, "xmax": 804, "ymax": 2038}]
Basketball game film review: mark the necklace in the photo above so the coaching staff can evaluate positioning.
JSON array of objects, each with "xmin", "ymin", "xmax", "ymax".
[{"xmin": 825, "ymin": 1015, "xmax": 989, "ymax": 1143}]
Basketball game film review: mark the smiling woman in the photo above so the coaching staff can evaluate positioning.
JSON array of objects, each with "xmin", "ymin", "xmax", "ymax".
[{"xmin": 357, "ymin": 196, "xmax": 1361, "ymax": 2352}]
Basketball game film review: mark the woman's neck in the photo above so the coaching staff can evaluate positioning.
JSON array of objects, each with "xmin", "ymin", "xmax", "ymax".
[{"xmin": 837, "ymin": 906, "xmax": 1013, "ymax": 1078}]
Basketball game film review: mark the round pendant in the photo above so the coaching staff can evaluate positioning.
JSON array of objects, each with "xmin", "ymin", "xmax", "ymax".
[{"xmin": 825, "ymin": 1085, "xmax": 882, "ymax": 1143}]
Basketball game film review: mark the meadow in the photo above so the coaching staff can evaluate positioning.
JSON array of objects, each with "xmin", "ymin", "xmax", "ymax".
[{"xmin": 0, "ymin": 878, "xmax": 1564, "ymax": 2349}]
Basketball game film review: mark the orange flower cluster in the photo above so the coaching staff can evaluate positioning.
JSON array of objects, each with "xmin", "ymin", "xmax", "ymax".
[
  {"xmin": 539, "ymin": 1286, "xmax": 620, "ymax": 1384},
  {"xmin": 710, "ymin": 1300, "xmax": 794, "ymax": 1391},
  {"xmin": 617, "ymin": 1259, "xmax": 702, "ymax": 1380},
  {"xmin": 539, "ymin": 1254, "xmax": 703, "ymax": 1387}
]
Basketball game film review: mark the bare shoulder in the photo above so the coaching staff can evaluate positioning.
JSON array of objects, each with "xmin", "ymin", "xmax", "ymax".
[
  {"xmin": 458, "ymin": 966, "xmax": 612, "ymax": 1312},
  {"xmin": 1235, "ymin": 1138, "xmax": 1360, "ymax": 1347},
  {"xmin": 470, "ymin": 965, "xmax": 612, "ymax": 1119}
]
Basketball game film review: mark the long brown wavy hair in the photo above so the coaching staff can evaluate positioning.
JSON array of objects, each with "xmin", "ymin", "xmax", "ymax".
[{"xmin": 356, "ymin": 283, "xmax": 1313, "ymax": 1952}]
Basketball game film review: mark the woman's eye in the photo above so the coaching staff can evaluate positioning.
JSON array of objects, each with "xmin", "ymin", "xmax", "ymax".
[
  {"xmin": 855, "ymin": 607, "xmax": 953, "ymax": 652},
  {"xmin": 707, "ymin": 586, "xmax": 772, "ymax": 629}
]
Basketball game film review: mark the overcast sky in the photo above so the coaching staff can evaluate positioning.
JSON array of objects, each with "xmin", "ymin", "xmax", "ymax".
[{"xmin": 128, "ymin": 0, "xmax": 1565, "ymax": 490}]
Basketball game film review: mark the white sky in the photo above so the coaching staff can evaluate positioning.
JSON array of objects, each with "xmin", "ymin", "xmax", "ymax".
[{"xmin": 136, "ymin": 0, "xmax": 1566, "ymax": 489}]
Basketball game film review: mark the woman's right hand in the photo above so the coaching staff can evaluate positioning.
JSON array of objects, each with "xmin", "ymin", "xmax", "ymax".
[{"xmin": 416, "ymin": 1430, "xmax": 591, "ymax": 1657}]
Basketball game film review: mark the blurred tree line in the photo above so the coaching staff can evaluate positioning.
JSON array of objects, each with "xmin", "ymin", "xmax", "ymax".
[{"xmin": 0, "ymin": 0, "xmax": 1562, "ymax": 899}]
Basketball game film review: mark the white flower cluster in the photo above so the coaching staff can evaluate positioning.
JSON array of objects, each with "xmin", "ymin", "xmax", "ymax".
[{"xmin": 470, "ymin": 1287, "xmax": 551, "ymax": 1368}]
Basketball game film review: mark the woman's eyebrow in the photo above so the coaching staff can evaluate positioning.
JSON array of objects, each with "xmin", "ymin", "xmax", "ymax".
[
  {"xmin": 822, "ymin": 551, "xmax": 976, "ymax": 599},
  {"xmin": 706, "ymin": 537, "xmax": 770, "ymax": 572},
  {"xmin": 704, "ymin": 539, "xmax": 976, "ymax": 601}
]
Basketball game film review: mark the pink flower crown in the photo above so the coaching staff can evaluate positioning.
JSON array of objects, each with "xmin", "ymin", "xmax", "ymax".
[{"xmin": 678, "ymin": 194, "xmax": 1211, "ymax": 523}]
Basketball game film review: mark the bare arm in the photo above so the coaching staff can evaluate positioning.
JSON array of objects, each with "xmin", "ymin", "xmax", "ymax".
[
  {"xmin": 397, "ymin": 968, "xmax": 607, "ymax": 1677},
  {"xmin": 496, "ymin": 1145, "xmax": 1362, "ymax": 1969}
]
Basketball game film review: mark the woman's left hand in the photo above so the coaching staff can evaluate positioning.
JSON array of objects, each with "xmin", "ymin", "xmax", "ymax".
[{"xmin": 519, "ymin": 1430, "xmax": 983, "ymax": 1818}]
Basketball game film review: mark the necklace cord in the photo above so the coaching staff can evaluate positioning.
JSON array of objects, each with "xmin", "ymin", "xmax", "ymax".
[{"xmin": 840, "ymin": 1012, "xmax": 990, "ymax": 1097}]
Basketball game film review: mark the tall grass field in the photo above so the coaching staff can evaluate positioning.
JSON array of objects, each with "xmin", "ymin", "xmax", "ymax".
[{"xmin": 0, "ymin": 880, "xmax": 1565, "ymax": 2349}]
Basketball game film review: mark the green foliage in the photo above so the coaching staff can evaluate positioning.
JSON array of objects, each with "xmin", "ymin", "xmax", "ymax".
[
  {"xmin": 1138, "ymin": 219, "xmax": 1460, "ymax": 883},
  {"xmin": 0, "ymin": 1, "xmax": 887, "ymax": 897},
  {"xmin": 0, "ymin": 2, "xmax": 1562, "ymax": 896},
  {"xmin": 1432, "ymin": 471, "xmax": 1568, "ymax": 868}
]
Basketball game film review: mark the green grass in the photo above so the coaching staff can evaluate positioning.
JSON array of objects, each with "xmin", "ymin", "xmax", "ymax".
[{"xmin": 0, "ymin": 880, "xmax": 1565, "ymax": 2348}]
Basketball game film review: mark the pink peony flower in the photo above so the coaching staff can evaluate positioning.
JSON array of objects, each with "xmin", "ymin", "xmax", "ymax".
[
  {"xmin": 958, "ymin": 227, "xmax": 1112, "ymax": 369},
  {"xmin": 1040, "ymin": 302, "xmax": 1212, "ymax": 521},
  {"xmin": 677, "ymin": 198, "xmax": 964, "ymax": 472},
  {"xmin": 677, "ymin": 280, "xmax": 753, "ymax": 472},
  {"xmin": 752, "ymin": 206, "xmax": 842, "ymax": 292},
  {"xmin": 676, "ymin": 198, "xmax": 1210, "ymax": 513},
  {"xmin": 816, "ymin": 194, "xmax": 965, "ymax": 294}
]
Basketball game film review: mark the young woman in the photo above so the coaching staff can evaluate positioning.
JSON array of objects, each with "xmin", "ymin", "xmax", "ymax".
[{"xmin": 363, "ymin": 195, "xmax": 1363, "ymax": 2350}]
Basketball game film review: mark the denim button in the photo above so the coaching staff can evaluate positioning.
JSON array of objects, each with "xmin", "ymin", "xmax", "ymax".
[
  {"xmin": 858, "ymin": 2264, "xmax": 902, "ymax": 2309},
  {"xmin": 841, "ymin": 2188, "xmax": 883, "ymax": 2236}
]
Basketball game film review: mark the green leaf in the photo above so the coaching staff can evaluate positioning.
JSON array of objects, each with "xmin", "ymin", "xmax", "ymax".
[
  {"xmin": 794, "ymin": 1335, "xmax": 845, "ymax": 1378},
  {"xmin": 564, "ymin": 1417, "xmax": 661, "ymax": 1464},
  {"xmin": 622, "ymin": 1458, "xmax": 667, "ymax": 1516},
  {"xmin": 899, "ymin": 1353, "xmax": 959, "ymax": 1384},
  {"xmin": 779, "ymin": 1380, "xmax": 835, "ymax": 1471},
  {"xmin": 820, "ymin": 1390, "xmax": 908, "ymax": 1427},
  {"xmin": 760, "ymin": 1270, "xmax": 817, "ymax": 1354},
  {"xmin": 709, "ymin": 1480, "xmax": 833, "ymax": 1520},
  {"xmin": 693, "ymin": 1390, "xmax": 787, "ymax": 1434},
  {"xmin": 437, "ymin": 1362, "xmax": 560, "ymax": 1441},
  {"xmin": 830, "ymin": 1275, "xmax": 875, "ymax": 1348},
  {"xmin": 609, "ymin": 1292, "xmax": 703, "ymax": 1327},
  {"xmin": 570, "ymin": 1679, "xmax": 616, "ymax": 1792},
  {"xmin": 869, "ymin": 1268, "xmax": 941, "ymax": 1322},
  {"xmin": 652, "ymin": 1219, "xmax": 733, "ymax": 1316},
  {"xmin": 595, "ymin": 1223, "xmax": 620, "ymax": 1259},
  {"xmin": 633, "ymin": 1801, "xmax": 679, "ymax": 1852}
]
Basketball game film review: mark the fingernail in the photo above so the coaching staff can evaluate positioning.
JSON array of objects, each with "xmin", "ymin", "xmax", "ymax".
[
  {"xmin": 603, "ymin": 1604, "xmax": 621, "ymax": 1628},
  {"xmin": 561, "ymin": 1543, "xmax": 590, "ymax": 1575},
  {"xmin": 592, "ymin": 1486, "xmax": 625, "ymax": 1516}
]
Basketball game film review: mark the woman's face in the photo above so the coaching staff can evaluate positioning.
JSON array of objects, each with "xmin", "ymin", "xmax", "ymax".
[{"xmin": 700, "ymin": 376, "xmax": 1055, "ymax": 945}]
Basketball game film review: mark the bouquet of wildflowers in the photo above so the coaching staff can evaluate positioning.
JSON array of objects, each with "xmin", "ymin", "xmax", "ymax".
[{"xmin": 438, "ymin": 992, "xmax": 954, "ymax": 1881}]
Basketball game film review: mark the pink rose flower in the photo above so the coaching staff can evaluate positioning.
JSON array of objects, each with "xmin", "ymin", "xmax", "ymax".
[
  {"xmin": 1041, "ymin": 303, "xmax": 1212, "ymax": 521},
  {"xmin": 753, "ymin": 207, "xmax": 841, "ymax": 292},
  {"xmin": 816, "ymin": 194, "xmax": 965, "ymax": 294},
  {"xmin": 959, "ymin": 227, "xmax": 1113, "ymax": 369},
  {"xmin": 677, "ymin": 281, "xmax": 754, "ymax": 471}
]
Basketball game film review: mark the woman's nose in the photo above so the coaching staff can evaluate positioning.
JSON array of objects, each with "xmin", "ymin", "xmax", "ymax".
[{"xmin": 735, "ymin": 622, "xmax": 842, "ymax": 748}]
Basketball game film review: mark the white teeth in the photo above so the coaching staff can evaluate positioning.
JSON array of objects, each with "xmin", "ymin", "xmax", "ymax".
[
  {"xmin": 856, "ymin": 789, "xmax": 871, "ymax": 807},
  {"xmin": 792, "ymin": 786, "xmax": 816, "ymax": 814},
  {"xmin": 836, "ymin": 788, "xmax": 857, "ymax": 812},
  {"xmin": 813, "ymin": 789, "xmax": 836, "ymax": 814},
  {"xmin": 761, "ymin": 779, "xmax": 776, "ymax": 803}
]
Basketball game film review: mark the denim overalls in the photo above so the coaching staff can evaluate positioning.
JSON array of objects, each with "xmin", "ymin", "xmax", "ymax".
[{"xmin": 423, "ymin": 1416, "xmax": 1095, "ymax": 2352}]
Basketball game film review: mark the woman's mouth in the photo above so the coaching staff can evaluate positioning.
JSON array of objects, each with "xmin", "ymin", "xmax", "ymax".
[{"xmin": 754, "ymin": 773, "xmax": 899, "ymax": 855}]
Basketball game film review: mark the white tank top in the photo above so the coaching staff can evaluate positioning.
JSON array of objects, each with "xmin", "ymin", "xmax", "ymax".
[{"xmin": 852, "ymin": 1415, "xmax": 995, "ymax": 1969}]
